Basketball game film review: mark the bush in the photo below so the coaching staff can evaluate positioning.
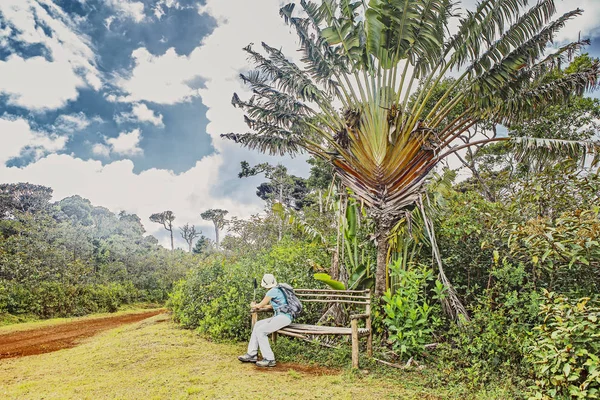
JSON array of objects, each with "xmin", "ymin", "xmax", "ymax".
[
  {"xmin": 526, "ymin": 291, "xmax": 600, "ymax": 400},
  {"xmin": 436, "ymin": 261, "xmax": 541, "ymax": 386},
  {"xmin": 169, "ymin": 239, "xmax": 329, "ymax": 341},
  {"xmin": 169, "ymin": 256, "xmax": 225, "ymax": 329},
  {"xmin": 0, "ymin": 279, "xmax": 142, "ymax": 319},
  {"xmin": 382, "ymin": 262, "xmax": 444, "ymax": 359}
]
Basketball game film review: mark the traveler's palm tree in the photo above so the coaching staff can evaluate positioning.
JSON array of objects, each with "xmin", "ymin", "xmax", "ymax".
[{"xmin": 222, "ymin": 0, "xmax": 600, "ymax": 311}]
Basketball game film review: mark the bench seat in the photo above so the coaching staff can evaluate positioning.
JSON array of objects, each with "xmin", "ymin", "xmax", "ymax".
[{"xmin": 279, "ymin": 323, "xmax": 370, "ymax": 337}]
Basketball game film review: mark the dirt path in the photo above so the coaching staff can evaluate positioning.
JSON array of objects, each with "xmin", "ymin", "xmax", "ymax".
[{"xmin": 0, "ymin": 310, "xmax": 166, "ymax": 360}]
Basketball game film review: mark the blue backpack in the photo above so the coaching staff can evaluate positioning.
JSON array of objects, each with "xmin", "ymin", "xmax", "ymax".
[{"xmin": 276, "ymin": 283, "xmax": 303, "ymax": 319}]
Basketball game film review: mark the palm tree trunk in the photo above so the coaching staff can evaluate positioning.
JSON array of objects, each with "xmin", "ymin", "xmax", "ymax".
[
  {"xmin": 170, "ymin": 230, "xmax": 174, "ymax": 252},
  {"xmin": 375, "ymin": 229, "xmax": 388, "ymax": 296}
]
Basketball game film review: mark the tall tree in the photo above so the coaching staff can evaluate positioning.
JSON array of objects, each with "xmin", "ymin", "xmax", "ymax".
[
  {"xmin": 179, "ymin": 223, "xmax": 201, "ymax": 253},
  {"xmin": 0, "ymin": 183, "xmax": 53, "ymax": 218},
  {"xmin": 222, "ymin": 0, "xmax": 600, "ymax": 311},
  {"xmin": 150, "ymin": 211, "xmax": 176, "ymax": 251},
  {"xmin": 201, "ymin": 209, "xmax": 228, "ymax": 248}
]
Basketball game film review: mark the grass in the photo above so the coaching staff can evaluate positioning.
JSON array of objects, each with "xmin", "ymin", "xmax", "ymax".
[{"xmin": 0, "ymin": 314, "xmax": 519, "ymax": 399}]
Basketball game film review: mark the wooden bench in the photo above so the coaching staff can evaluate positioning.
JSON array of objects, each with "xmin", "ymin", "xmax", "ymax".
[{"xmin": 251, "ymin": 288, "xmax": 372, "ymax": 368}]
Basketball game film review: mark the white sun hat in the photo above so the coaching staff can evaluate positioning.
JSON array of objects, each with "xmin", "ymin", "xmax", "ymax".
[{"xmin": 261, "ymin": 274, "xmax": 277, "ymax": 289}]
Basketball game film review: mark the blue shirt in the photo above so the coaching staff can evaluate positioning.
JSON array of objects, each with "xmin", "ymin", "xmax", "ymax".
[{"xmin": 266, "ymin": 287, "xmax": 292, "ymax": 321}]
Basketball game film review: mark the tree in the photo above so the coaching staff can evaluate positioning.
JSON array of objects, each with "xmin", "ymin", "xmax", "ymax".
[
  {"xmin": 55, "ymin": 195, "xmax": 94, "ymax": 226},
  {"xmin": 149, "ymin": 211, "xmax": 176, "ymax": 251},
  {"xmin": 239, "ymin": 162, "xmax": 310, "ymax": 209},
  {"xmin": 453, "ymin": 54, "xmax": 600, "ymax": 200},
  {"xmin": 192, "ymin": 235, "xmax": 211, "ymax": 255},
  {"xmin": 201, "ymin": 209, "xmax": 228, "ymax": 248},
  {"xmin": 307, "ymin": 157, "xmax": 335, "ymax": 213},
  {"xmin": 0, "ymin": 183, "xmax": 53, "ymax": 218},
  {"xmin": 222, "ymin": 0, "xmax": 600, "ymax": 309},
  {"xmin": 179, "ymin": 223, "xmax": 201, "ymax": 253}
]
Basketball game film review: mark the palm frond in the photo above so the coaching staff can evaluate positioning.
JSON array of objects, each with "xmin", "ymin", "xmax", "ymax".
[
  {"xmin": 221, "ymin": 132, "xmax": 303, "ymax": 156},
  {"xmin": 465, "ymin": 9, "xmax": 584, "ymax": 102},
  {"xmin": 447, "ymin": 0, "xmax": 528, "ymax": 69},
  {"xmin": 510, "ymin": 136, "xmax": 600, "ymax": 168}
]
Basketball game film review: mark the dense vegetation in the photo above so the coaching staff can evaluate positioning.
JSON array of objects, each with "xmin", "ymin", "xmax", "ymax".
[
  {"xmin": 172, "ymin": 0, "xmax": 600, "ymax": 397},
  {"xmin": 0, "ymin": 184, "xmax": 195, "ymax": 319},
  {"xmin": 169, "ymin": 146, "xmax": 599, "ymax": 397},
  {"xmin": 2, "ymin": 1, "xmax": 600, "ymax": 399}
]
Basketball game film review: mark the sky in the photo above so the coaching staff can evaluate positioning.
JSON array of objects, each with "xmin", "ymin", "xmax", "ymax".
[{"xmin": 1, "ymin": 0, "xmax": 600, "ymax": 249}]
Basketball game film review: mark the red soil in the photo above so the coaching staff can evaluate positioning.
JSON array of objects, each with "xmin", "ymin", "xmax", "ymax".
[
  {"xmin": 0, "ymin": 310, "xmax": 165, "ymax": 360},
  {"xmin": 254, "ymin": 362, "xmax": 340, "ymax": 376}
]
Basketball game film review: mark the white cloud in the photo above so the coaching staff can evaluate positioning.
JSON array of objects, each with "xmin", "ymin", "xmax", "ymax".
[
  {"xmin": 154, "ymin": 0, "xmax": 183, "ymax": 20},
  {"xmin": 91, "ymin": 143, "xmax": 111, "ymax": 158},
  {"xmin": 106, "ymin": 129, "xmax": 144, "ymax": 156},
  {"xmin": 0, "ymin": 117, "xmax": 67, "ymax": 164},
  {"xmin": 0, "ymin": 25, "xmax": 11, "ymax": 48},
  {"xmin": 556, "ymin": 1, "xmax": 600, "ymax": 42},
  {"xmin": 116, "ymin": 48, "xmax": 201, "ymax": 104},
  {"xmin": 0, "ymin": 0, "xmax": 101, "ymax": 110},
  {"xmin": 54, "ymin": 112, "xmax": 93, "ymax": 133},
  {"xmin": 107, "ymin": 0, "xmax": 145, "ymax": 23},
  {"xmin": 0, "ymin": 55, "xmax": 85, "ymax": 111},
  {"xmin": 104, "ymin": 16, "xmax": 116, "ymax": 30},
  {"xmin": 117, "ymin": 103, "xmax": 164, "ymax": 127}
]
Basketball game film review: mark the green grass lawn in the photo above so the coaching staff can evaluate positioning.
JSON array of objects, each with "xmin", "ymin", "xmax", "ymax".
[{"xmin": 0, "ymin": 313, "xmax": 518, "ymax": 399}]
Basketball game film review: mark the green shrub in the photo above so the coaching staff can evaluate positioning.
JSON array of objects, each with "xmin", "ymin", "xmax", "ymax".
[
  {"xmin": 382, "ymin": 262, "xmax": 444, "ymax": 359},
  {"xmin": 526, "ymin": 290, "xmax": 600, "ymax": 400},
  {"xmin": 437, "ymin": 261, "xmax": 541, "ymax": 386},
  {"xmin": 170, "ymin": 239, "xmax": 329, "ymax": 341},
  {"xmin": 169, "ymin": 256, "xmax": 225, "ymax": 328},
  {"xmin": 197, "ymin": 285, "xmax": 250, "ymax": 340},
  {"xmin": 0, "ymin": 280, "xmax": 141, "ymax": 319},
  {"xmin": 3, "ymin": 282, "xmax": 37, "ymax": 315}
]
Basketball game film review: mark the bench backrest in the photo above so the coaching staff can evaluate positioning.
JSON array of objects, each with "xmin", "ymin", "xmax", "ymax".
[{"xmin": 295, "ymin": 289, "xmax": 371, "ymax": 315}]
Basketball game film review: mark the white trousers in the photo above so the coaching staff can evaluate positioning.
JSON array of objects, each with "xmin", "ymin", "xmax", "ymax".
[{"xmin": 247, "ymin": 315, "xmax": 291, "ymax": 360}]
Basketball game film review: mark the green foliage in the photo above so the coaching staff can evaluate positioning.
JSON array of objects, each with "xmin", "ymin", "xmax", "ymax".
[
  {"xmin": 382, "ymin": 262, "xmax": 444, "ymax": 359},
  {"xmin": 170, "ymin": 238, "xmax": 328, "ymax": 340},
  {"xmin": 0, "ymin": 280, "xmax": 143, "ymax": 318},
  {"xmin": 436, "ymin": 260, "xmax": 542, "ymax": 386},
  {"xmin": 508, "ymin": 207, "xmax": 600, "ymax": 296},
  {"xmin": 0, "ymin": 188, "xmax": 192, "ymax": 321},
  {"xmin": 313, "ymin": 273, "xmax": 345, "ymax": 290},
  {"xmin": 168, "ymin": 257, "xmax": 225, "ymax": 329},
  {"xmin": 526, "ymin": 291, "xmax": 600, "ymax": 400}
]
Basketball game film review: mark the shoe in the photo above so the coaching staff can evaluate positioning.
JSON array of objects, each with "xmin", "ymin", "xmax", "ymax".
[
  {"xmin": 238, "ymin": 353, "xmax": 258, "ymax": 363},
  {"xmin": 256, "ymin": 359, "xmax": 276, "ymax": 367}
]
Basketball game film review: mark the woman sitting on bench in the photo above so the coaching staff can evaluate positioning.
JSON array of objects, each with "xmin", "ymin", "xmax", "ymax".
[{"xmin": 238, "ymin": 274, "xmax": 292, "ymax": 367}]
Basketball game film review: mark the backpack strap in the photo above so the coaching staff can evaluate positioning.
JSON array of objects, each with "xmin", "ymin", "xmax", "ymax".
[{"xmin": 277, "ymin": 285, "xmax": 289, "ymax": 304}]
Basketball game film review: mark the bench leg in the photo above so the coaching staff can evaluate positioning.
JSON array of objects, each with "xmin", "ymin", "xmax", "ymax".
[
  {"xmin": 351, "ymin": 319, "xmax": 359, "ymax": 369},
  {"xmin": 251, "ymin": 312, "xmax": 258, "ymax": 329},
  {"xmin": 271, "ymin": 331, "xmax": 278, "ymax": 344},
  {"xmin": 366, "ymin": 317, "xmax": 373, "ymax": 358}
]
